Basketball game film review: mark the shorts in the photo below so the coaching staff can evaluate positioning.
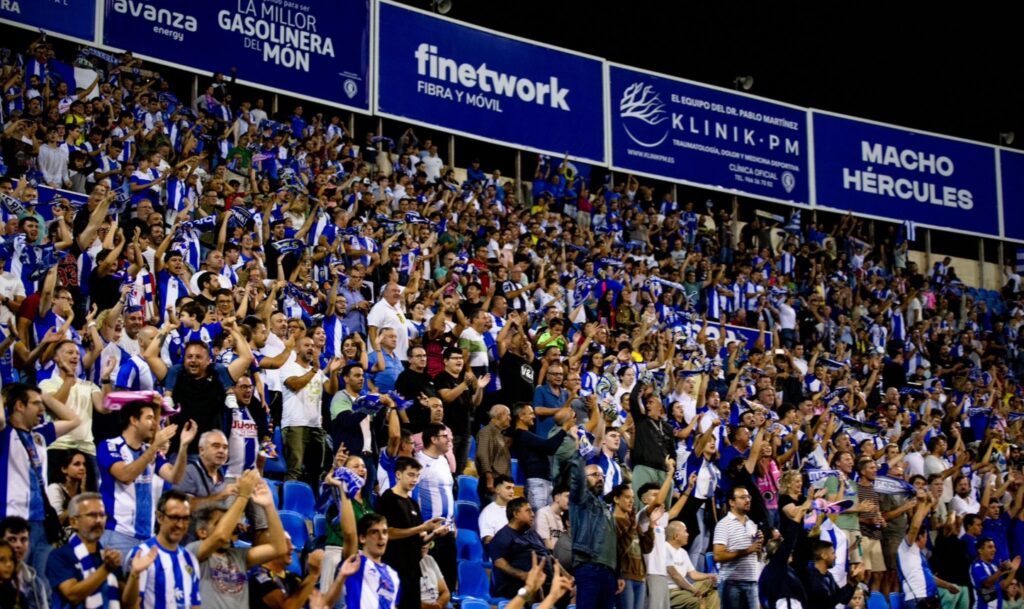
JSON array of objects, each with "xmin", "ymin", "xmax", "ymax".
[
  {"xmin": 860, "ymin": 537, "xmax": 885, "ymax": 572},
  {"xmin": 883, "ymin": 537, "xmax": 902, "ymax": 571},
  {"xmin": 841, "ymin": 528, "xmax": 863, "ymax": 564}
]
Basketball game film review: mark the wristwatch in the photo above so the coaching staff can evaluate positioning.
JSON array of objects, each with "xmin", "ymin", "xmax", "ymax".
[{"xmin": 516, "ymin": 587, "xmax": 530, "ymax": 600}]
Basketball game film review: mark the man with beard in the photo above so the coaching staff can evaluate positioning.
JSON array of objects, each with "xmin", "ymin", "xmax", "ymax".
[
  {"xmin": 97, "ymin": 400, "xmax": 197, "ymax": 554},
  {"xmin": 569, "ymin": 447, "xmax": 622, "ymax": 609},
  {"xmin": 118, "ymin": 306, "xmax": 146, "ymax": 356},
  {"xmin": 144, "ymin": 317, "xmax": 253, "ymax": 455},
  {"xmin": 46, "ymin": 493, "xmax": 126, "ymax": 609},
  {"xmin": 279, "ymin": 335, "xmax": 342, "ymax": 487}
]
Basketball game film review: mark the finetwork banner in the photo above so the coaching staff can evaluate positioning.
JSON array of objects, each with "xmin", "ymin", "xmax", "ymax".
[
  {"xmin": 812, "ymin": 111, "xmax": 1000, "ymax": 237},
  {"xmin": 0, "ymin": 0, "xmax": 95, "ymax": 41},
  {"xmin": 608, "ymin": 64, "xmax": 809, "ymax": 205},
  {"xmin": 103, "ymin": 0, "xmax": 370, "ymax": 111},
  {"xmin": 1001, "ymin": 149, "xmax": 1024, "ymax": 241},
  {"xmin": 375, "ymin": 1, "xmax": 605, "ymax": 164}
]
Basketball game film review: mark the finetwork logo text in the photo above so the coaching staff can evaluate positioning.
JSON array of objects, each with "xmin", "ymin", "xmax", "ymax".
[{"xmin": 414, "ymin": 43, "xmax": 571, "ymax": 111}]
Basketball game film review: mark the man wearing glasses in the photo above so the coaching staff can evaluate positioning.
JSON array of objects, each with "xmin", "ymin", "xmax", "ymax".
[
  {"xmin": 711, "ymin": 487, "xmax": 764, "ymax": 609},
  {"xmin": 123, "ymin": 490, "xmax": 201, "ymax": 609},
  {"xmin": 47, "ymin": 492, "xmax": 125, "ymax": 609},
  {"xmin": 568, "ymin": 449, "xmax": 622, "ymax": 609}
]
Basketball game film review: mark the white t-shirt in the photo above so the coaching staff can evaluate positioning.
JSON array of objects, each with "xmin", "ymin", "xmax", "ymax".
[
  {"xmin": 0, "ymin": 272, "xmax": 26, "ymax": 327},
  {"xmin": 665, "ymin": 543, "xmax": 695, "ymax": 589},
  {"xmin": 278, "ymin": 360, "xmax": 326, "ymax": 428},
  {"xmin": 260, "ymin": 332, "xmax": 286, "ymax": 392},
  {"xmin": 897, "ymin": 539, "xmax": 928, "ymax": 599},
  {"xmin": 422, "ymin": 154, "xmax": 443, "ymax": 181},
  {"xmin": 951, "ymin": 494, "xmax": 980, "ymax": 516},
  {"xmin": 40, "ymin": 377, "xmax": 100, "ymax": 454},
  {"xmin": 924, "ymin": 454, "xmax": 953, "ymax": 503},
  {"xmin": 641, "ymin": 509, "xmax": 670, "ymax": 576},
  {"xmin": 777, "ymin": 302, "xmax": 797, "ymax": 330},
  {"xmin": 367, "ymin": 299, "xmax": 409, "ymax": 362},
  {"xmin": 419, "ymin": 554, "xmax": 444, "ymax": 603},
  {"xmin": 903, "ymin": 451, "xmax": 925, "ymax": 479},
  {"xmin": 478, "ymin": 501, "xmax": 508, "ymax": 542}
]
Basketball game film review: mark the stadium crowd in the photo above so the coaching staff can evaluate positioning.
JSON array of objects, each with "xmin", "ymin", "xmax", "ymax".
[{"xmin": 2, "ymin": 30, "xmax": 1024, "ymax": 609}]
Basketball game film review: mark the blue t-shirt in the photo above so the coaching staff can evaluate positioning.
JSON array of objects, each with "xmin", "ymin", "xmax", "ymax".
[
  {"xmin": 982, "ymin": 513, "xmax": 1012, "ymax": 563},
  {"xmin": 367, "ymin": 350, "xmax": 402, "ymax": 394}
]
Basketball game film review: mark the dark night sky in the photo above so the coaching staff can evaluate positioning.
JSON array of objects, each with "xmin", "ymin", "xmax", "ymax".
[{"xmin": 397, "ymin": 1, "xmax": 1023, "ymax": 148}]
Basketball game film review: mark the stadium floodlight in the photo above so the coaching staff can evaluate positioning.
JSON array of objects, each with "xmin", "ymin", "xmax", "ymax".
[
  {"xmin": 431, "ymin": 0, "xmax": 453, "ymax": 14},
  {"xmin": 733, "ymin": 76, "xmax": 754, "ymax": 91},
  {"xmin": 1000, "ymin": 132, "xmax": 1015, "ymax": 146}
]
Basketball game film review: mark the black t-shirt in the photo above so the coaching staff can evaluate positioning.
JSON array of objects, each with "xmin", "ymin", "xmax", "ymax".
[
  {"xmin": 498, "ymin": 351, "xmax": 536, "ymax": 407},
  {"xmin": 88, "ymin": 271, "xmax": 122, "ymax": 313},
  {"xmin": 394, "ymin": 369, "xmax": 436, "ymax": 434},
  {"xmin": 249, "ymin": 566, "xmax": 302, "ymax": 609},
  {"xmin": 778, "ymin": 493, "xmax": 811, "ymax": 569},
  {"xmin": 167, "ymin": 364, "xmax": 233, "ymax": 454},
  {"xmin": 376, "ymin": 489, "xmax": 424, "ymax": 575},
  {"xmin": 434, "ymin": 370, "xmax": 473, "ymax": 436}
]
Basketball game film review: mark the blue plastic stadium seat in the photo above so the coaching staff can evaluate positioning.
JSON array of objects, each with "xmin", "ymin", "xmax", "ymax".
[
  {"xmin": 867, "ymin": 591, "xmax": 888, "ymax": 609},
  {"xmin": 234, "ymin": 540, "xmax": 252, "ymax": 549},
  {"xmin": 511, "ymin": 459, "xmax": 524, "ymax": 485},
  {"xmin": 263, "ymin": 428, "xmax": 287, "ymax": 477},
  {"xmin": 457, "ymin": 475, "xmax": 480, "ymax": 505},
  {"xmin": 279, "ymin": 510, "xmax": 309, "ymax": 551},
  {"xmin": 889, "ymin": 592, "xmax": 904, "ymax": 609},
  {"xmin": 283, "ymin": 480, "xmax": 316, "ymax": 515},
  {"xmin": 454, "ymin": 500, "xmax": 481, "ymax": 534},
  {"xmin": 455, "ymin": 560, "xmax": 492, "ymax": 603},
  {"xmin": 456, "ymin": 528, "xmax": 486, "ymax": 563},
  {"xmin": 705, "ymin": 551, "xmax": 717, "ymax": 573},
  {"xmin": 468, "ymin": 436, "xmax": 477, "ymax": 462},
  {"xmin": 287, "ymin": 550, "xmax": 302, "ymax": 575},
  {"xmin": 265, "ymin": 479, "xmax": 282, "ymax": 509},
  {"xmin": 313, "ymin": 514, "xmax": 328, "ymax": 540},
  {"xmin": 461, "ymin": 599, "xmax": 490, "ymax": 609}
]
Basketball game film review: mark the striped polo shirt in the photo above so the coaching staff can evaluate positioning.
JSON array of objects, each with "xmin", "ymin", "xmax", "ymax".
[{"xmin": 712, "ymin": 511, "xmax": 760, "ymax": 582}]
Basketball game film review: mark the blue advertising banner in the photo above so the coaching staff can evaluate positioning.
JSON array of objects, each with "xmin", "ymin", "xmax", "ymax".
[
  {"xmin": 812, "ymin": 111, "xmax": 1000, "ymax": 237},
  {"xmin": 1000, "ymin": 149, "xmax": 1024, "ymax": 241},
  {"xmin": 103, "ymin": 0, "xmax": 370, "ymax": 111},
  {"xmin": 375, "ymin": 1, "xmax": 605, "ymax": 164},
  {"xmin": 608, "ymin": 64, "xmax": 809, "ymax": 205},
  {"xmin": 0, "ymin": 0, "xmax": 95, "ymax": 42}
]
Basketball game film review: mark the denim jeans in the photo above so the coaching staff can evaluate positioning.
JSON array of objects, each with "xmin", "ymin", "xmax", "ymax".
[
  {"xmin": 26, "ymin": 520, "xmax": 52, "ymax": 582},
  {"xmin": 525, "ymin": 478, "xmax": 553, "ymax": 513},
  {"xmin": 688, "ymin": 504, "xmax": 710, "ymax": 571},
  {"xmin": 719, "ymin": 580, "xmax": 759, "ymax": 609},
  {"xmin": 575, "ymin": 563, "xmax": 618, "ymax": 609},
  {"xmin": 616, "ymin": 578, "xmax": 646, "ymax": 609}
]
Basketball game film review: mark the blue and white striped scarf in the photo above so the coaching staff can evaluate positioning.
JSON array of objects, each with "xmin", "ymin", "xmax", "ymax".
[{"xmin": 70, "ymin": 533, "xmax": 121, "ymax": 609}]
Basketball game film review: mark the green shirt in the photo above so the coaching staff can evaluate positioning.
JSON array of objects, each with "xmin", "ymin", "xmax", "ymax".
[
  {"xmin": 823, "ymin": 474, "xmax": 860, "ymax": 531},
  {"xmin": 326, "ymin": 496, "xmax": 373, "ymax": 547}
]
